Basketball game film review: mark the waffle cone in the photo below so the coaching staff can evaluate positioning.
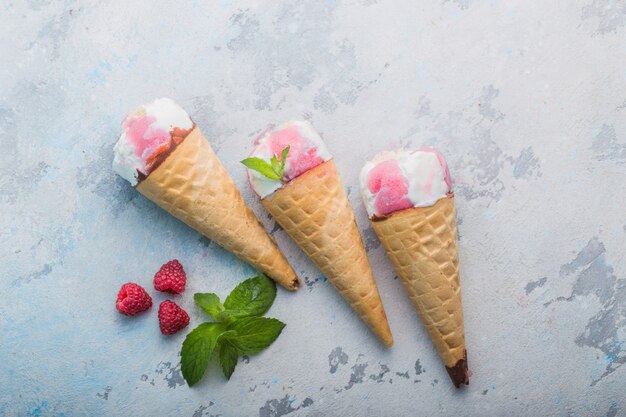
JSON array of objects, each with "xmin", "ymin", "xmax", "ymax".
[
  {"xmin": 371, "ymin": 194, "xmax": 468, "ymax": 387},
  {"xmin": 135, "ymin": 127, "xmax": 299, "ymax": 290},
  {"xmin": 262, "ymin": 160, "xmax": 393, "ymax": 346}
]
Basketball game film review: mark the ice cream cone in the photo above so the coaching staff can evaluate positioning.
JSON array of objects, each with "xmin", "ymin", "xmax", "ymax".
[
  {"xmin": 262, "ymin": 160, "xmax": 393, "ymax": 346},
  {"xmin": 371, "ymin": 193, "xmax": 468, "ymax": 387},
  {"xmin": 135, "ymin": 126, "xmax": 299, "ymax": 290}
]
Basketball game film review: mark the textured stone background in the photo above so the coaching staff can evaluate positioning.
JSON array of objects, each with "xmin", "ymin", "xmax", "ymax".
[{"xmin": 1, "ymin": 1, "xmax": 625, "ymax": 416}]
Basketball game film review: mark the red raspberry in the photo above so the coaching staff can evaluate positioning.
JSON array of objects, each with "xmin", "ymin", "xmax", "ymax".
[
  {"xmin": 158, "ymin": 300, "xmax": 190, "ymax": 335},
  {"xmin": 153, "ymin": 260, "xmax": 186, "ymax": 294},
  {"xmin": 116, "ymin": 283, "xmax": 152, "ymax": 316}
]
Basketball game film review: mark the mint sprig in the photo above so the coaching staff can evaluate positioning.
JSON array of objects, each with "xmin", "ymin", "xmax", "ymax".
[
  {"xmin": 181, "ymin": 274, "xmax": 285, "ymax": 385},
  {"xmin": 241, "ymin": 146, "xmax": 290, "ymax": 183}
]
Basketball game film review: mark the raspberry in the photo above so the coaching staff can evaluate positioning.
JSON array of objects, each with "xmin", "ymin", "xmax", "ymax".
[
  {"xmin": 153, "ymin": 259, "xmax": 186, "ymax": 294},
  {"xmin": 116, "ymin": 283, "xmax": 152, "ymax": 316},
  {"xmin": 158, "ymin": 300, "xmax": 190, "ymax": 335}
]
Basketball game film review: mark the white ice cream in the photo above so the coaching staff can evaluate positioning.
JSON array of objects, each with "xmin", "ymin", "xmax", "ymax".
[
  {"xmin": 360, "ymin": 148, "xmax": 452, "ymax": 218},
  {"xmin": 112, "ymin": 98, "xmax": 193, "ymax": 186},
  {"xmin": 247, "ymin": 121, "xmax": 332, "ymax": 198}
]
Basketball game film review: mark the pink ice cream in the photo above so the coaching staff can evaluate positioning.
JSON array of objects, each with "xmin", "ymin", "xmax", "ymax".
[
  {"xmin": 246, "ymin": 121, "xmax": 332, "ymax": 198},
  {"xmin": 360, "ymin": 148, "xmax": 452, "ymax": 218},
  {"xmin": 112, "ymin": 98, "xmax": 194, "ymax": 186},
  {"xmin": 366, "ymin": 159, "xmax": 414, "ymax": 215}
]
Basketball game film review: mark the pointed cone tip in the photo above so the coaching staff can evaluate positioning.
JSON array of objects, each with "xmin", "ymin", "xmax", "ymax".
[{"xmin": 445, "ymin": 350, "xmax": 469, "ymax": 388}]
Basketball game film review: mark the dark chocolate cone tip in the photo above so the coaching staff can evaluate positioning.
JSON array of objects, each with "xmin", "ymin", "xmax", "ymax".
[{"xmin": 445, "ymin": 350, "xmax": 469, "ymax": 388}]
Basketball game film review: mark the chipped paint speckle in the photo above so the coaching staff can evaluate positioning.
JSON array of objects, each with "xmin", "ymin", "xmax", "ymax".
[
  {"xmin": 414, "ymin": 359, "xmax": 424, "ymax": 375},
  {"xmin": 582, "ymin": 0, "xmax": 626, "ymax": 34},
  {"xmin": 96, "ymin": 386, "xmax": 112, "ymax": 401},
  {"xmin": 543, "ymin": 238, "xmax": 626, "ymax": 385},
  {"xmin": 328, "ymin": 347, "xmax": 349, "ymax": 374},
  {"xmin": 525, "ymin": 277, "xmax": 547, "ymax": 295},
  {"xmin": 344, "ymin": 356, "xmax": 368, "ymax": 390},
  {"xmin": 259, "ymin": 395, "xmax": 314, "ymax": 417},
  {"xmin": 511, "ymin": 147, "xmax": 542, "ymax": 179},
  {"xmin": 590, "ymin": 124, "xmax": 626, "ymax": 161},
  {"xmin": 368, "ymin": 363, "xmax": 390, "ymax": 383}
]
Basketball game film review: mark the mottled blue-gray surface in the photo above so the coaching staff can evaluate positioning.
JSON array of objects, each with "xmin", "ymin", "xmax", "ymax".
[{"xmin": 1, "ymin": 1, "xmax": 625, "ymax": 416}]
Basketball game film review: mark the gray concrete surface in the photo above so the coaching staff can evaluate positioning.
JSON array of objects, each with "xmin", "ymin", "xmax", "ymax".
[{"xmin": 1, "ymin": 1, "xmax": 625, "ymax": 416}]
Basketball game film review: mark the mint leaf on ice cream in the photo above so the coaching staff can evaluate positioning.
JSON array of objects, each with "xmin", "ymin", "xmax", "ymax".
[
  {"xmin": 241, "ymin": 146, "xmax": 290, "ymax": 183},
  {"xmin": 280, "ymin": 146, "xmax": 289, "ymax": 173},
  {"xmin": 241, "ymin": 157, "xmax": 281, "ymax": 180}
]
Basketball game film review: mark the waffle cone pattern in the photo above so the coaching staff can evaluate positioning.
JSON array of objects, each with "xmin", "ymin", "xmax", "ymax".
[
  {"xmin": 371, "ymin": 194, "xmax": 468, "ymax": 387},
  {"xmin": 262, "ymin": 160, "xmax": 393, "ymax": 346},
  {"xmin": 136, "ymin": 127, "xmax": 299, "ymax": 290}
]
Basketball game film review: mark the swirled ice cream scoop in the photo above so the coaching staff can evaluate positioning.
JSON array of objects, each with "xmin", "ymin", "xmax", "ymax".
[
  {"xmin": 245, "ymin": 121, "xmax": 332, "ymax": 198},
  {"xmin": 112, "ymin": 98, "xmax": 194, "ymax": 186},
  {"xmin": 360, "ymin": 148, "xmax": 452, "ymax": 218}
]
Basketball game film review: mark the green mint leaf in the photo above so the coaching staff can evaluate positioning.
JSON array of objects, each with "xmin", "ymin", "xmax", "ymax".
[
  {"xmin": 241, "ymin": 146, "xmax": 290, "ymax": 183},
  {"xmin": 280, "ymin": 146, "xmax": 290, "ymax": 174},
  {"xmin": 218, "ymin": 338, "xmax": 239, "ymax": 379},
  {"xmin": 270, "ymin": 155, "xmax": 281, "ymax": 176},
  {"xmin": 222, "ymin": 274, "xmax": 277, "ymax": 319},
  {"xmin": 241, "ymin": 157, "xmax": 281, "ymax": 181},
  {"xmin": 194, "ymin": 293, "xmax": 224, "ymax": 320},
  {"xmin": 223, "ymin": 317, "xmax": 285, "ymax": 354},
  {"xmin": 181, "ymin": 323, "xmax": 227, "ymax": 386}
]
